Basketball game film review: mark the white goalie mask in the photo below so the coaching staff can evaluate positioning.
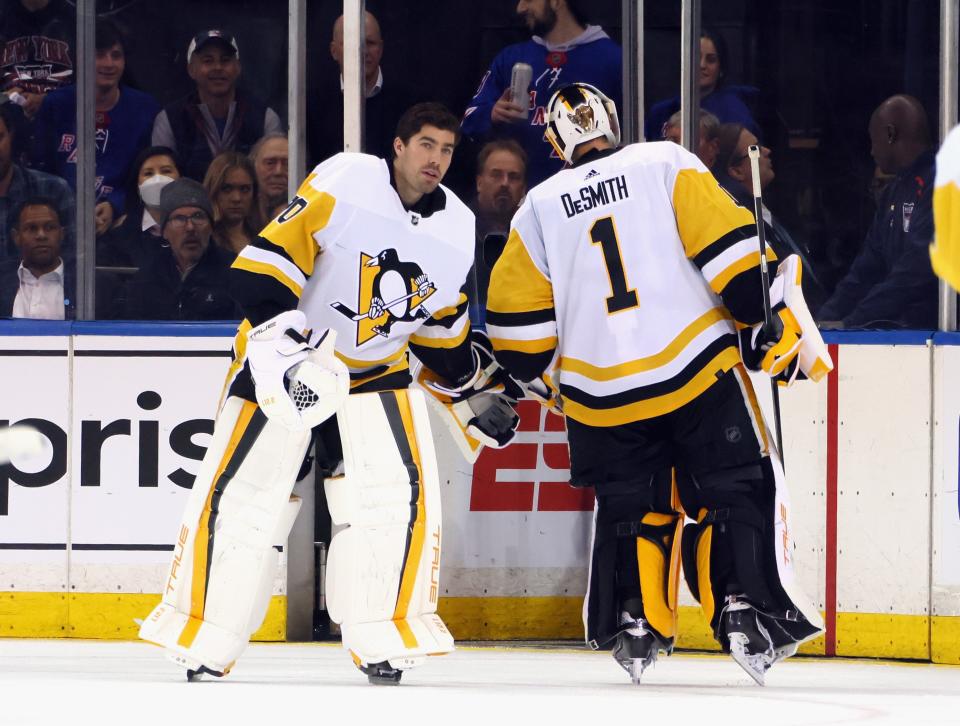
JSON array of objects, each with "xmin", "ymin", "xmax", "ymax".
[{"xmin": 545, "ymin": 82, "xmax": 621, "ymax": 163}]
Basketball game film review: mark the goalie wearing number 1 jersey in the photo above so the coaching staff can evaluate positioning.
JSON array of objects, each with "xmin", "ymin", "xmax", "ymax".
[
  {"xmin": 139, "ymin": 103, "xmax": 523, "ymax": 685},
  {"xmin": 486, "ymin": 83, "xmax": 831, "ymax": 686}
]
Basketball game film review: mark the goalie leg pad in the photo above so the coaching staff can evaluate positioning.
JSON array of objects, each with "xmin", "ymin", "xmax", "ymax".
[
  {"xmin": 139, "ymin": 396, "xmax": 311, "ymax": 673},
  {"xmin": 677, "ymin": 458, "xmax": 823, "ymax": 649},
  {"xmin": 583, "ymin": 470, "xmax": 681, "ymax": 649},
  {"xmin": 325, "ymin": 389, "xmax": 454, "ymax": 669}
]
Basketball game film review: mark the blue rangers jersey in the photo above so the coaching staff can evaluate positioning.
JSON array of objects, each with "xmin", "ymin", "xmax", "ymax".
[{"xmin": 462, "ymin": 26, "xmax": 622, "ymax": 186}]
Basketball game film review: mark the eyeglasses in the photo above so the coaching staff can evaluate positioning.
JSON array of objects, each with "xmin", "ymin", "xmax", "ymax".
[{"xmin": 167, "ymin": 212, "xmax": 210, "ymax": 228}]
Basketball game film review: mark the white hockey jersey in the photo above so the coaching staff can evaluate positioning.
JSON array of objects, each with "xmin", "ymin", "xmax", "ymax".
[
  {"xmin": 231, "ymin": 152, "xmax": 476, "ymax": 390},
  {"xmin": 487, "ymin": 141, "xmax": 774, "ymax": 427},
  {"xmin": 933, "ymin": 124, "xmax": 960, "ymax": 290}
]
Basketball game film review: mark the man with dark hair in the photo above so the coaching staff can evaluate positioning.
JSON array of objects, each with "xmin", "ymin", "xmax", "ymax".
[
  {"xmin": 0, "ymin": 0, "xmax": 75, "ymax": 119},
  {"xmin": 0, "ymin": 196, "xmax": 73, "ymax": 319},
  {"xmin": 0, "ymin": 101, "xmax": 74, "ymax": 262},
  {"xmin": 140, "ymin": 101, "xmax": 522, "ymax": 686},
  {"xmin": 30, "ymin": 19, "xmax": 159, "ymax": 227},
  {"xmin": 819, "ymin": 94, "xmax": 938, "ymax": 328},
  {"xmin": 469, "ymin": 138, "xmax": 527, "ymax": 324},
  {"xmin": 462, "ymin": 0, "xmax": 621, "ymax": 186},
  {"xmin": 306, "ymin": 10, "xmax": 417, "ymax": 166},
  {"xmin": 122, "ymin": 177, "xmax": 236, "ymax": 320},
  {"xmin": 152, "ymin": 29, "xmax": 284, "ymax": 183}
]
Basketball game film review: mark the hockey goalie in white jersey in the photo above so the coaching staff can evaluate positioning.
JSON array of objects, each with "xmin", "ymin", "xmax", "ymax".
[
  {"xmin": 139, "ymin": 103, "xmax": 521, "ymax": 684},
  {"xmin": 487, "ymin": 83, "xmax": 831, "ymax": 685}
]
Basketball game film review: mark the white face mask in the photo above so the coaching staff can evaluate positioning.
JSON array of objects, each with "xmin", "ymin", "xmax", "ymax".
[{"xmin": 139, "ymin": 175, "xmax": 176, "ymax": 206}]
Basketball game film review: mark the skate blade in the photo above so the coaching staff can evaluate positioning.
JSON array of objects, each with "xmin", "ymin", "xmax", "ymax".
[
  {"xmin": 616, "ymin": 653, "xmax": 656, "ymax": 685},
  {"xmin": 728, "ymin": 634, "xmax": 770, "ymax": 686}
]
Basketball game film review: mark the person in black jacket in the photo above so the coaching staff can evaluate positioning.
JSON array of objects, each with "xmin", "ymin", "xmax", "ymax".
[
  {"xmin": 122, "ymin": 178, "xmax": 237, "ymax": 321},
  {"xmin": 818, "ymin": 95, "xmax": 938, "ymax": 329},
  {"xmin": 306, "ymin": 11, "xmax": 418, "ymax": 166}
]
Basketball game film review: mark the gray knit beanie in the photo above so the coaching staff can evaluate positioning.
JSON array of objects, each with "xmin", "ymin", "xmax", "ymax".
[{"xmin": 158, "ymin": 178, "xmax": 214, "ymax": 230}]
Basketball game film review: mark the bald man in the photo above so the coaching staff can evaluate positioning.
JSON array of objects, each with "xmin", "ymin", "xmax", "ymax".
[
  {"xmin": 818, "ymin": 95, "xmax": 938, "ymax": 329},
  {"xmin": 307, "ymin": 11, "xmax": 420, "ymax": 166}
]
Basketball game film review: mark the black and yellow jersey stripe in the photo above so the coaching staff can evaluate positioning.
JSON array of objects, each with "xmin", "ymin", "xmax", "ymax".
[
  {"xmin": 485, "ymin": 229, "xmax": 558, "ymax": 382},
  {"xmin": 673, "ymin": 167, "xmax": 777, "ymax": 325}
]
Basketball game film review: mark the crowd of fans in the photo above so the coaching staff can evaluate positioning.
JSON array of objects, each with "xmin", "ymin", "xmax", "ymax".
[{"xmin": 0, "ymin": 0, "xmax": 944, "ymax": 330}]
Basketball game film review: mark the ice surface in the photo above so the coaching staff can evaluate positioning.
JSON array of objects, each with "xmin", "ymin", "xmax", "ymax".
[{"xmin": 0, "ymin": 639, "xmax": 957, "ymax": 726}]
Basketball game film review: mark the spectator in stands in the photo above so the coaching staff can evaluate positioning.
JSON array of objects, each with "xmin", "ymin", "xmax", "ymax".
[
  {"xmin": 662, "ymin": 108, "xmax": 721, "ymax": 170},
  {"xmin": 462, "ymin": 0, "xmax": 621, "ymax": 186},
  {"xmin": 646, "ymin": 28, "xmax": 759, "ymax": 142},
  {"xmin": 0, "ymin": 197, "xmax": 73, "ymax": 319},
  {"xmin": 818, "ymin": 95, "xmax": 938, "ymax": 329},
  {"xmin": 307, "ymin": 10, "xmax": 415, "ymax": 166},
  {"xmin": 152, "ymin": 30, "xmax": 284, "ymax": 183},
  {"xmin": 122, "ymin": 178, "xmax": 237, "ymax": 321},
  {"xmin": 204, "ymin": 151, "xmax": 260, "ymax": 255},
  {"xmin": 30, "ymin": 19, "xmax": 159, "ymax": 228},
  {"xmin": 0, "ymin": 0, "xmax": 74, "ymax": 119},
  {"xmin": 0, "ymin": 101, "xmax": 73, "ymax": 263},
  {"xmin": 468, "ymin": 139, "xmax": 527, "ymax": 325},
  {"xmin": 97, "ymin": 145, "xmax": 180, "ymax": 269},
  {"xmin": 712, "ymin": 121, "xmax": 825, "ymax": 309},
  {"xmin": 249, "ymin": 133, "xmax": 287, "ymax": 221}
]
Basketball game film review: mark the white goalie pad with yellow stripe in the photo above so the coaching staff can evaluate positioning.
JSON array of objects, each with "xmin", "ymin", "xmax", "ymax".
[
  {"xmin": 138, "ymin": 397, "xmax": 311, "ymax": 675},
  {"xmin": 325, "ymin": 388, "xmax": 454, "ymax": 670}
]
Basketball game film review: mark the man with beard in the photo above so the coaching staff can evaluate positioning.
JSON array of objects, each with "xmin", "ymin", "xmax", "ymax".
[
  {"xmin": 139, "ymin": 103, "xmax": 522, "ymax": 685},
  {"xmin": 469, "ymin": 139, "xmax": 526, "ymax": 325},
  {"xmin": 0, "ymin": 196, "xmax": 73, "ymax": 318},
  {"xmin": 462, "ymin": 0, "xmax": 621, "ymax": 186}
]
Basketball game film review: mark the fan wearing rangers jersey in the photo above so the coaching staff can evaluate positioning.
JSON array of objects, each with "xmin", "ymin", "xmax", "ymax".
[
  {"xmin": 139, "ymin": 103, "xmax": 520, "ymax": 685},
  {"xmin": 486, "ymin": 83, "xmax": 832, "ymax": 685}
]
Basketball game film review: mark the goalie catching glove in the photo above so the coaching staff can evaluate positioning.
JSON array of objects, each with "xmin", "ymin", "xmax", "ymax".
[
  {"xmin": 416, "ymin": 331, "xmax": 523, "ymax": 456},
  {"xmin": 245, "ymin": 310, "xmax": 350, "ymax": 430},
  {"xmin": 738, "ymin": 255, "xmax": 834, "ymax": 385}
]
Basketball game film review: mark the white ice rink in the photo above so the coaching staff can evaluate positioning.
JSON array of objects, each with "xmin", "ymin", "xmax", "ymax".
[{"xmin": 0, "ymin": 640, "xmax": 957, "ymax": 726}]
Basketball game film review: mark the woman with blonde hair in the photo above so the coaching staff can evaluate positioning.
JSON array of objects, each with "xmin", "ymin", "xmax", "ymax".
[{"xmin": 203, "ymin": 151, "xmax": 263, "ymax": 254}]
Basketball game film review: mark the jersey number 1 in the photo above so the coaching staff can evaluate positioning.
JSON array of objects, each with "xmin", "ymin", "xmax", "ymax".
[{"xmin": 590, "ymin": 216, "xmax": 638, "ymax": 314}]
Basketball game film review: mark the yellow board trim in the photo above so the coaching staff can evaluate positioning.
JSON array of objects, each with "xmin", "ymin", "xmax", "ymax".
[
  {"xmin": 562, "ymin": 346, "xmax": 741, "ymax": 426},
  {"xmin": 836, "ymin": 612, "xmax": 929, "ymax": 660},
  {"xmin": 3, "ymin": 590, "xmax": 956, "ymax": 664},
  {"xmin": 391, "ymin": 390, "xmax": 425, "ymax": 649},
  {"xmin": 180, "ymin": 400, "xmax": 258, "ymax": 648},
  {"xmin": 559, "ymin": 307, "xmax": 731, "ymax": 381},
  {"xmin": 0, "ymin": 592, "xmax": 285, "ymax": 640}
]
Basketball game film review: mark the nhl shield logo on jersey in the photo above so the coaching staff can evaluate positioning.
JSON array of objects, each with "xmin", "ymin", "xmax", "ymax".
[{"xmin": 330, "ymin": 249, "xmax": 436, "ymax": 346}]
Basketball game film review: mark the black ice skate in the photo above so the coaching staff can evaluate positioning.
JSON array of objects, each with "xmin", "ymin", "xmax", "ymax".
[
  {"xmin": 358, "ymin": 660, "xmax": 403, "ymax": 686},
  {"xmin": 720, "ymin": 597, "xmax": 775, "ymax": 686},
  {"xmin": 612, "ymin": 612, "xmax": 669, "ymax": 685},
  {"xmin": 185, "ymin": 665, "xmax": 224, "ymax": 682}
]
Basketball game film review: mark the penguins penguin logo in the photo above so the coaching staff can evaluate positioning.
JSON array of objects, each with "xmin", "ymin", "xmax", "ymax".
[{"xmin": 330, "ymin": 248, "xmax": 436, "ymax": 346}]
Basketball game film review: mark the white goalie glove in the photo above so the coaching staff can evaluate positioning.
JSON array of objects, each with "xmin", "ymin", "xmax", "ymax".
[{"xmin": 245, "ymin": 310, "xmax": 350, "ymax": 430}]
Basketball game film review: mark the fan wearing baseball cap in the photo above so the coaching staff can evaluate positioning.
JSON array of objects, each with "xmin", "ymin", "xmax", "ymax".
[{"xmin": 151, "ymin": 29, "xmax": 284, "ymax": 183}]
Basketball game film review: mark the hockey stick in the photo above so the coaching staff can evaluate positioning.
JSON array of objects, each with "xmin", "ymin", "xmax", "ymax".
[
  {"xmin": 330, "ymin": 285, "xmax": 435, "ymax": 322},
  {"xmin": 747, "ymin": 145, "xmax": 785, "ymax": 463}
]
